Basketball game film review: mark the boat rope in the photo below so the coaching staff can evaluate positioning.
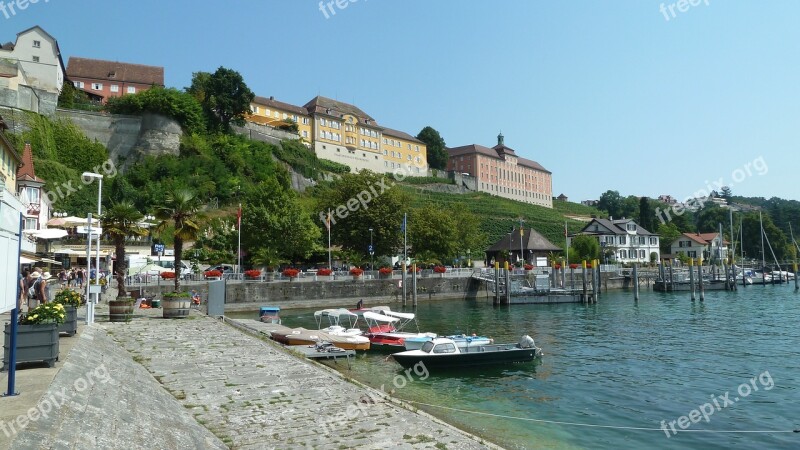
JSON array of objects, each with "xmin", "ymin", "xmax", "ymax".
[{"xmin": 404, "ymin": 400, "xmax": 800, "ymax": 434}]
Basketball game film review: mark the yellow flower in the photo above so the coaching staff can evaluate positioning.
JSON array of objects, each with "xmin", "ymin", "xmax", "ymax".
[
  {"xmin": 55, "ymin": 304, "xmax": 64, "ymax": 310},
  {"xmin": 31, "ymin": 314, "xmax": 38, "ymax": 319}
]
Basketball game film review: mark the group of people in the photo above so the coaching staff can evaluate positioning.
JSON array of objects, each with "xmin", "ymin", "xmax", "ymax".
[
  {"xmin": 18, "ymin": 268, "xmax": 53, "ymax": 311},
  {"xmin": 56, "ymin": 268, "xmax": 87, "ymax": 289}
]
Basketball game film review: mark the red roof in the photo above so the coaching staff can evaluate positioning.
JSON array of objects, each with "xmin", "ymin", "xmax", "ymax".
[
  {"xmin": 67, "ymin": 57, "xmax": 164, "ymax": 86},
  {"xmin": 17, "ymin": 143, "xmax": 44, "ymax": 182},
  {"xmin": 681, "ymin": 232, "xmax": 729, "ymax": 245}
]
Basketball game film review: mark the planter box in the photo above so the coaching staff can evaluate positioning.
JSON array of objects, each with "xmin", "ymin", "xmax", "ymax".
[
  {"xmin": 3, "ymin": 323, "xmax": 59, "ymax": 370},
  {"xmin": 163, "ymin": 297, "xmax": 190, "ymax": 319},
  {"xmin": 57, "ymin": 306, "xmax": 78, "ymax": 336},
  {"xmin": 109, "ymin": 299, "xmax": 135, "ymax": 323}
]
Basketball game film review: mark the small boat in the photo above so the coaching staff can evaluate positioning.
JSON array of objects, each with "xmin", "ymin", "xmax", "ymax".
[
  {"xmin": 403, "ymin": 334, "xmax": 493, "ymax": 351},
  {"xmin": 260, "ymin": 306, "xmax": 281, "ymax": 324},
  {"xmin": 363, "ymin": 311, "xmax": 436, "ymax": 352},
  {"xmin": 314, "ymin": 308, "xmax": 364, "ymax": 337},
  {"xmin": 392, "ymin": 335, "xmax": 543, "ymax": 370},
  {"xmin": 270, "ymin": 327, "xmax": 371, "ymax": 351}
]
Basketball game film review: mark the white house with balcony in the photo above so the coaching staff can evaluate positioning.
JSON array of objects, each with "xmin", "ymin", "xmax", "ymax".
[
  {"xmin": 670, "ymin": 232, "xmax": 728, "ymax": 262},
  {"xmin": 16, "ymin": 143, "xmax": 52, "ymax": 257},
  {"xmin": 572, "ymin": 218, "xmax": 660, "ymax": 264}
]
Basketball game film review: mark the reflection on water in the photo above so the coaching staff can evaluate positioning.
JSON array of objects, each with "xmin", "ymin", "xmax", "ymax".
[{"xmin": 230, "ymin": 286, "xmax": 800, "ymax": 450}]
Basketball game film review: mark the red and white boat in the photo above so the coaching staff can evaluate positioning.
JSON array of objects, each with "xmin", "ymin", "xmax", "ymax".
[{"xmin": 363, "ymin": 311, "xmax": 436, "ymax": 352}]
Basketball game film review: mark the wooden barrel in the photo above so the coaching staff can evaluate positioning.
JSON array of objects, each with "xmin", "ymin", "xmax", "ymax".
[
  {"xmin": 108, "ymin": 299, "xmax": 134, "ymax": 323},
  {"xmin": 162, "ymin": 297, "xmax": 190, "ymax": 319}
]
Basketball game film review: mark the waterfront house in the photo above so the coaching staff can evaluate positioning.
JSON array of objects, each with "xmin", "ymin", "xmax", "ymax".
[
  {"xmin": 485, "ymin": 227, "xmax": 561, "ymax": 266},
  {"xmin": 66, "ymin": 57, "xmax": 164, "ymax": 103},
  {"xmin": 0, "ymin": 26, "xmax": 66, "ymax": 115},
  {"xmin": 573, "ymin": 218, "xmax": 660, "ymax": 264},
  {"xmin": 447, "ymin": 134, "xmax": 553, "ymax": 208},
  {"xmin": 670, "ymin": 232, "xmax": 728, "ymax": 262}
]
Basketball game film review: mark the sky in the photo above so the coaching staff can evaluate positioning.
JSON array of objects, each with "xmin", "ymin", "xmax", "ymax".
[{"xmin": 5, "ymin": 0, "xmax": 800, "ymax": 203}]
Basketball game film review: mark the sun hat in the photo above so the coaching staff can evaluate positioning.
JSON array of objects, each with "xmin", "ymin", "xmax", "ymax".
[
  {"xmin": 29, "ymin": 271, "xmax": 41, "ymax": 279},
  {"xmin": 42, "ymin": 272, "xmax": 53, "ymax": 280}
]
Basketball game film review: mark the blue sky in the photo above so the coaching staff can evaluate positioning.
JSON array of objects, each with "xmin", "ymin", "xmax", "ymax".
[{"xmin": 6, "ymin": 0, "xmax": 800, "ymax": 203}]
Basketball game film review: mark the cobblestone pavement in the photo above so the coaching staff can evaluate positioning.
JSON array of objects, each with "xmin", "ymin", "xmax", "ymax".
[{"xmin": 101, "ymin": 310, "xmax": 497, "ymax": 449}]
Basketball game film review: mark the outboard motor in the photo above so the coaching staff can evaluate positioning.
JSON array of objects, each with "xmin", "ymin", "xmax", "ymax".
[{"xmin": 519, "ymin": 335, "xmax": 536, "ymax": 349}]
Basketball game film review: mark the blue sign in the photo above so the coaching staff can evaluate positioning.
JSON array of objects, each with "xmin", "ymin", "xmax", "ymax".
[
  {"xmin": 154, "ymin": 244, "xmax": 165, "ymax": 253},
  {"xmin": 368, "ymin": 244, "xmax": 374, "ymax": 255}
]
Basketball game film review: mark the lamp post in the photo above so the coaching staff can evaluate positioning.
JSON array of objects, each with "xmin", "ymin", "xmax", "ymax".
[
  {"xmin": 82, "ymin": 172, "xmax": 103, "ymax": 325},
  {"xmin": 368, "ymin": 228, "xmax": 374, "ymax": 273}
]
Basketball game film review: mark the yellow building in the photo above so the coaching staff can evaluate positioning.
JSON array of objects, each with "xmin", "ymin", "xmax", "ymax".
[
  {"xmin": 0, "ymin": 115, "xmax": 21, "ymax": 192},
  {"xmin": 248, "ymin": 96, "xmax": 313, "ymax": 143},
  {"xmin": 381, "ymin": 127, "xmax": 427, "ymax": 175}
]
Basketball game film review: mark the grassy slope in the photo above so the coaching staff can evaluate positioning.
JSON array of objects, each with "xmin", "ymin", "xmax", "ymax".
[{"xmin": 396, "ymin": 185, "xmax": 603, "ymax": 249}]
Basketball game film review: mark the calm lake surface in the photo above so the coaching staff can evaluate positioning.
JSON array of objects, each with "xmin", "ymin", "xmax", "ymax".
[{"xmin": 232, "ymin": 286, "xmax": 800, "ymax": 449}]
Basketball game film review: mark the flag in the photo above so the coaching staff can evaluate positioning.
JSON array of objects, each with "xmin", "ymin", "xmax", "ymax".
[
  {"xmin": 564, "ymin": 222, "xmax": 568, "ymax": 238},
  {"xmin": 325, "ymin": 210, "xmax": 332, "ymax": 231},
  {"xmin": 520, "ymin": 226, "xmax": 524, "ymax": 236},
  {"xmin": 237, "ymin": 204, "xmax": 242, "ymax": 229},
  {"xmin": 401, "ymin": 214, "xmax": 407, "ymax": 233}
]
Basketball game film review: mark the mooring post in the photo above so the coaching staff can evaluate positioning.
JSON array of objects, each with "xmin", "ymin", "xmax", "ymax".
[
  {"xmin": 722, "ymin": 260, "xmax": 728, "ymax": 291},
  {"xmin": 689, "ymin": 258, "xmax": 696, "ymax": 301},
  {"xmin": 493, "ymin": 262, "xmax": 500, "ymax": 306},
  {"xmin": 698, "ymin": 258, "xmax": 705, "ymax": 301},
  {"xmin": 503, "ymin": 261, "xmax": 510, "ymax": 305},
  {"xmin": 659, "ymin": 261, "xmax": 665, "ymax": 288},
  {"xmin": 794, "ymin": 262, "xmax": 799, "ymax": 292},
  {"xmin": 412, "ymin": 263, "xmax": 418, "ymax": 307},
  {"xmin": 582, "ymin": 260, "xmax": 588, "ymax": 303},
  {"xmin": 668, "ymin": 261, "xmax": 674, "ymax": 292},
  {"xmin": 632, "ymin": 263, "xmax": 639, "ymax": 302},
  {"xmin": 730, "ymin": 256, "xmax": 737, "ymax": 291},
  {"xmin": 590, "ymin": 261, "xmax": 597, "ymax": 304}
]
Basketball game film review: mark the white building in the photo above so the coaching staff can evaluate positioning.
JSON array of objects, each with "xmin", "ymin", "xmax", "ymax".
[
  {"xmin": 670, "ymin": 232, "xmax": 728, "ymax": 262},
  {"xmin": 0, "ymin": 26, "xmax": 66, "ymax": 115},
  {"xmin": 573, "ymin": 218, "xmax": 660, "ymax": 264}
]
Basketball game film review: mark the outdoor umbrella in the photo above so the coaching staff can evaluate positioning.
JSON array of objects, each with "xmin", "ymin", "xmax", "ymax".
[
  {"xmin": 23, "ymin": 229, "xmax": 69, "ymax": 239},
  {"xmin": 46, "ymin": 217, "xmax": 67, "ymax": 227},
  {"xmin": 62, "ymin": 216, "xmax": 100, "ymax": 227},
  {"xmin": 128, "ymin": 263, "xmax": 170, "ymax": 276}
]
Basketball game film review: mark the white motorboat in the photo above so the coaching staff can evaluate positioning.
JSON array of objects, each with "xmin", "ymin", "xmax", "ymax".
[
  {"xmin": 314, "ymin": 308, "xmax": 364, "ymax": 337},
  {"xmin": 363, "ymin": 311, "xmax": 436, "ymax": 352}
]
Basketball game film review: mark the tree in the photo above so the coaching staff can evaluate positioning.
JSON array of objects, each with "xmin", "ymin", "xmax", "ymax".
[
  {"xmin": 408, "ymin": 205, "xmax": 458, "ymax": 261},
  {"xmin": 597, "ymin": 190, "xmax": 623, "ymax": 218},
  {"xmin": 570, "ymin": 235, "xmax": 600, "ymax": 262},
  {"xmin": 187, "ymin": 67, "xmax": 254, "ymax": 132},
  {"xmin": 657, "ymin": 222, "xmax": 682, "ymax": 255},
  {"xmin": 101, "ymin": 202, "xmax": 145, "ymax": 298},
  {"xmin": 155, "ymin": 187, "xmax": 204, "ymax": 292},
  {"xmin": 638, "ymin": 197, "xmax": 654, "ymax": 232},
  {"xmin": 417, "ymin": 126, "xmax": 448, "ymax": 170},
  {"xmin": 720, "ymin": 186, "xmax": 732, "ymax": 202}
]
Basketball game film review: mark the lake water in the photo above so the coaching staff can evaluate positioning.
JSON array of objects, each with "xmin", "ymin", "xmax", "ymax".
[{"xmin": 234, "ymin": 286, "xmax": 800, "ymax": 449}]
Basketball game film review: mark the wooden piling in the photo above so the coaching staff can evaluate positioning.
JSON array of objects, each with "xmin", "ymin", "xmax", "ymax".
[
  {"xmin": 590, "ymin": 261, "xmax": 597, "ymax": 304},
  {"xmin": 582, "ymin": 260, "xmax": 588, "ymax": 303},
  {"xmin": 795, "ymin": 263, "xmax": 799, "ymax": 292},
  {"xmin": 632, "ymin": 263, "xmax": 639, "ymax": 302},
  {"xmin": 668, "ymin": 262, "xmax": 674, "ymax": 292},
  {"xmin": 698, "ymin": 258, "xmax": 705, "ymax": 301},
  {"xmin": 412, "ymin": 263, "xmax": 418, "ymax": 307},
  {"xmin": 493, "ymin": 262, "xmax": 500, "ymax": 306},
  {"xmin": 689, "ymin": 258, "xmax": 695, "ymax": 301},
  {"xmin": 503, "ymin": 261, "xmax": 511, "ymax": 305}
]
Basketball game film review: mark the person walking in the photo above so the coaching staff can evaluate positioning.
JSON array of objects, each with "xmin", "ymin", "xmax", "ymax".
[
  {"xmin": 18, "ymin": 268, "xmax": 30, "ymax": 311},
  {"xmin": 40, "ymin": 272, "xmax": 53, "ymax": 303},
  {"xmin": 27, "ymin": 271, "xmax": 43, "ymax": 310},
  {"xmin": 77, "ymin": 267, "xmax": 84, "ymax": 289}
]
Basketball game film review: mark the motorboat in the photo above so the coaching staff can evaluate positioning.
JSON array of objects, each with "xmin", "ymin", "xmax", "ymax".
[
  {"xmin": 314, "ymin": 308, "xmax": 364, "ymax": 337},
  {"xmin": 260, "ymin": 306, "xmax": 281, "ymax": 324},
  {"xmin": 270, "ymin": 327, "xmax": 370, "ymax": 351},
  {"xmin": 391, "ymin": 335, "xmax": 543, "ymax": 370},
  {"xmin": 363, "ymin": 311, "xmax": 436, "ymax": 352},
  {"xmin": 403, "ymin": 334, "xmax": 493, "ymax": 351}
]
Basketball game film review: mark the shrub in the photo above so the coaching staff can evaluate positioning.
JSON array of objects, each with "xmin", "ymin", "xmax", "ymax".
[
  {"xmin": 204, "ymin": 270, "xmax": 223, "ymax": 278},
  {"xmin": 282, "ymin": 268, "xmax": 300, "ymax": 278},
  {"xmin": 53, "ymin": 289, "xmax": 83, "ymax": 308},
  {"xmin": 245, "ymin": 269, "xmax": 262, "ymax": 278},
  {"xmin": 349, "ymin": 268, "xmax": 364, "ymax": 276},
  {"xmin": 317, "ymin": 268, "xmax": 332, "ymax": 276},
  {"xmin": 378, "ymin": 267, "xmax": 393, "ymax": 275},
  {"xmin": 21, "ymin": 303, "xmax": 66, "ymax": 325},
  {"xmin": 105, "ymin": 86, "xmax": 205, "ymax": 134}
]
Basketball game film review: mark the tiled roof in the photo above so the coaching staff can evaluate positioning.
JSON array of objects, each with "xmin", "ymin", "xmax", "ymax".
[
  {"xmin": 252, "ymin": 96, "xmax": 309, "ymax": 117},
  {"xmin": 447, "ymin": 144, "xmax": 550, "ymax": 172},
  {"xmin": 382, "ymin": 127, "xmax": 424, "ymax": 144},
  {"xmin": 579, "ymin": 218, "xmax": 654, "ymax": 236},
  {"xmin": 16, "ymin": 143, "xmax": 43, "ymax": 182},
  {"xmin": 303, "ymin": 96, "xmax": 377, "ymax": 124},
  {"xmin": 66, "ymin": 57, "xmax": 164, "ymax": 86},
  {"xmin": 679, "ymin": 232, "xmax": 728, "ymax": 245},
  {"xmin": 487, "ymin": 227, "xmax": 562, "ymax": 252}
]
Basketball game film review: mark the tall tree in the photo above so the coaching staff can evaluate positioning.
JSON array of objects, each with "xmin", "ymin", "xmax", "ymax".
[
  {"xmin": 570, "ymin": 235, "xmax": 600, "ymax": 263},
  {"xmin": 417, "ymin": 126, "xmax": 448, "ymax": 170},
  {"xmin": 597, "ymin": 190, "xmax": 623, "ymax": 218},
  {"xmin": 156, "ymin": 187, "xmax": 204, "ymax": 291},
  {"xmin": 638, "ymin": 197, "xmax": 654, "ymax": 232},
  {"xmin": 187, "ymin": 67, "xmax": 254, "ymax": 132},
  {"xmin": 101, "ymin": 202, "xmax": 145, "ymax": 298},
  {"xmin": 720, "ymin": 186, "xmax": 732, "ymax": 202},
  {"xmin": 408, "ymin": 205, "xmax": 458, "ymax": 261}
]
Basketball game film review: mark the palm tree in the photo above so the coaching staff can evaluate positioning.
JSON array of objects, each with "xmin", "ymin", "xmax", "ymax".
[
  {"xmin": 101, "ymin": 202, "xmax": 145, "ymax": 299},
  {"xmin": 155, "ymin": 187, "xmax": 204, "ymax": 292}
]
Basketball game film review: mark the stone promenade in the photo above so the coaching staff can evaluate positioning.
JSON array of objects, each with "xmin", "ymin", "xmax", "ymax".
[{"xmin": 4, "ymin": 306, "xmax": 497, "ymax": 449}]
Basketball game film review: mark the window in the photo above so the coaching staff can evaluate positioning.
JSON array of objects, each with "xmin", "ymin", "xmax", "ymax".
[
  {"xmin": 73, "ymin": 81, "xmax": 84, "ymax": 89},
  {"xmin": 302, "ymin": 131, "xmax": 308, "ymax": 138},
  {"xmin": 627, "ymin": 223, "xmax": 637, "ymax": 231},
  {"xmin": 92, "ymin": 83, "xmax": 103, "ymax": 90},
  {"xmin": 32, "ymin": 40, "xmax": 41, "ymax": 48},
  {"xmin": 433, "ymin": 343, "xmax": 457, "ymax": 354},
  {"xmin": 127, "ymin": 86, "xmax": 136, "ymax": 94},
  {"xmin": 110, "ymin": 85, "xmax": 119, "ymax": 93},
  {"xmin": 688, "ymin": 251, "xmax": 697, "ymax": 258},
  {"xmin": 639, "ymin": 236, "xmax": 645, "ymax": 245},
  {"xmin": 25, "ymin": 218, "xmax": 37, "ymax": 230},
  {"xmin": 302, "ymin": 118, "xmax": 309, "ymax": 125},
  {"xmin": 640, "ymin": 250, "xmax": 646, "ymax": 259},
  {"xmin": 383, "ymin": 150, "xmax": 388, "ymax": 155},
  {"xmin": 26, "ymin": 187, "xmax": 39, "ymax": 204},
  {"xmin": 650, "ymin": 237, "xmax": 658, "ymax": 245},
  {"xmin": 620, "ymin": 250, "xmax": 627, "ymax": 259},
  {"xmin": 32, "ymin": 56, "xmax": 39, "ymax": 62},
  {"xmin": 619, "ymin": 236, "xmax": 626, "ymax": 245}
]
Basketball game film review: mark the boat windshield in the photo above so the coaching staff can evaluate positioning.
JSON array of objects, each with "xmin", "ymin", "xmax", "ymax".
[{"xmin": 421, "ymin": 341, "xmax": 435, "ymax": 353}]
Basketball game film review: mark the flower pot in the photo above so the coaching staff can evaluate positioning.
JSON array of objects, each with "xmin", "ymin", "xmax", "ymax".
[
  {"xmin": 352, "ymin": 275, "xmax": 363, "ymax": 281},
  {"xmin": 109, "ymin": 298, "xmax": 135, "ymax": 323},
  {"xmin": 57, "ymin": 306, "xmax": 78, "ymax": 336},
  {"xmin": 163, "ymin": 297, "xmax": 190, "ymax": 319},
  {"xmin": 3, "ymin": 323, "xmax": 59, "ymax": 370}
]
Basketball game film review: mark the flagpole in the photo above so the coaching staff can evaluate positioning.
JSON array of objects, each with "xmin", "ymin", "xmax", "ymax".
[
  {"xmin": 403, "ymin": 213, "xmax": 407, "ymax": 306},
  {"xmin": 237, "ymin": 203, "xmax": 242, "ymax": 274},
  {"xmin": 565, "ymin": 220, "xmax": 569, "ymax": 265}
]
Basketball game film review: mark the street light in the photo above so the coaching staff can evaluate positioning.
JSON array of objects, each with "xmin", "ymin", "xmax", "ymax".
[
  {"xmin": 82, "ymin": 172, "xmax": 103, "ymax": 325},
  {"xmin": 369, "ymin": 228, "xmax": 374, "ymax": 273}
]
